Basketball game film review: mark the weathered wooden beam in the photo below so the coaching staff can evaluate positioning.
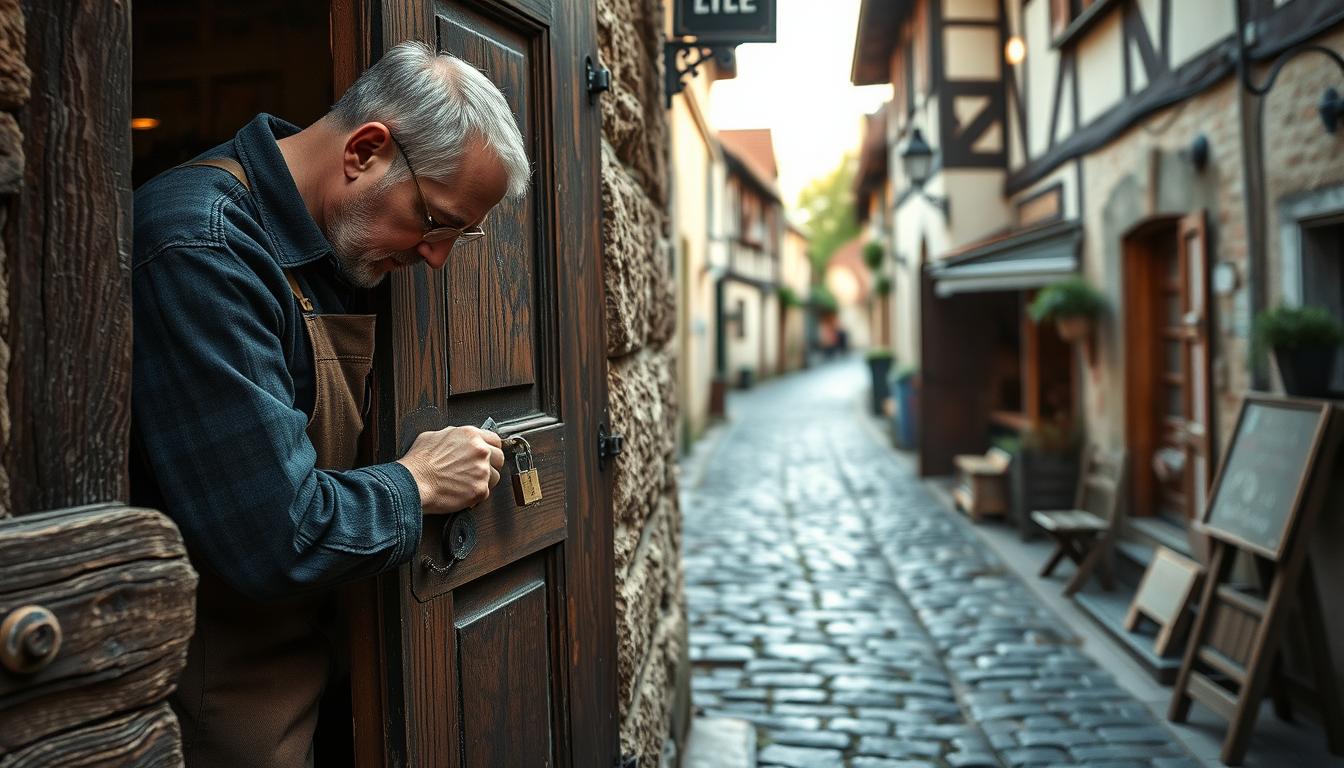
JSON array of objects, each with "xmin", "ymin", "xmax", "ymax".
[
  {"xmin": 0, "ymin": 505, "xmax": 195, "ymax": 755},
  {"xmin": 0, "ymin": 702, "xmax": 183, "ymax": 768}
]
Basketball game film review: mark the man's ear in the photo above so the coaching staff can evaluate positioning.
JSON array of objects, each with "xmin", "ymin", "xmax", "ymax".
[{"xmin": 343, "ymin": 122, "xmax": 393, "ymax": 181}]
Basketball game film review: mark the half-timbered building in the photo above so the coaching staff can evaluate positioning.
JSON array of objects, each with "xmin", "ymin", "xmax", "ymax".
[
  {"xmin": 719, "ymin": 129, "xmax": 787, "ymax": 389},
  {"xmin": 852, "ymin": 0, "xmax": 1344, "ymax": 687}
]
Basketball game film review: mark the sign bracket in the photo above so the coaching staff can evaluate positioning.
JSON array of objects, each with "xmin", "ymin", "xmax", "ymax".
[{"xmin": 664, "ymin": 42, "xmax": 733, "ymax": 108}]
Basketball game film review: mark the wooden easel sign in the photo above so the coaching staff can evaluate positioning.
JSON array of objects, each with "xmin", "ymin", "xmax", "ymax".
[{"xmin": 1168, "ymin": 396, "xmax": 1344, "ymax": 765}]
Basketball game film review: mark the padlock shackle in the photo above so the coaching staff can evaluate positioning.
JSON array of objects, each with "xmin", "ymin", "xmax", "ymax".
[{"xmin": 512, "ymin": 436, "xmax": 535, "ymax": 472}]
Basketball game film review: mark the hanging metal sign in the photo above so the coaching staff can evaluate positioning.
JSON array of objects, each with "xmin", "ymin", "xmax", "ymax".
[{"xmin": 673, "ymin": 0, "xmax": 777, "ymax": 44}]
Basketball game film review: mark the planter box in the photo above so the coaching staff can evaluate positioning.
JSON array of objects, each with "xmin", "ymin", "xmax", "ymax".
[
  {"xmin": 1010, "ymin": 447, "xmax": 1080, "ymax": 540},
  {"xmin": 1274, "ymin": 345, "xmax": 1337, "ymax": 398}
]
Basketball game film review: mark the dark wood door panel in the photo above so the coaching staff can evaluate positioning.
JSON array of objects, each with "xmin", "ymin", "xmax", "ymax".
[
  {"xmin": 413, "ymin": 423, "xmax": 568, "ymax": 600},
  {"xmin": 367, "ymin": 0, "xmax": 613, "ymax": 764},
  {"xmin": 455, "ymin": 558, "xmax": 553, "ymax": 766},
  {"xmin": 438, "ymin": 9, "xmax": 539, "ymax": 396}
]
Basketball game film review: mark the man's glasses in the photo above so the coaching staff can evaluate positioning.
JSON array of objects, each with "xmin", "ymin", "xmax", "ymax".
[{"xmin": 387, "ymin": 132, "xmax": 486, "ymax": 245}]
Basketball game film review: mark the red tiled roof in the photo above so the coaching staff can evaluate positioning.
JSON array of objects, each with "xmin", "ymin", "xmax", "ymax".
[
  {"xmin": 827, "ymin": 235, "xmax": 871, "ymax": 295},
  {"xmin": 719, "ymin": 129, "xmax": 778, "ymax": 183}
]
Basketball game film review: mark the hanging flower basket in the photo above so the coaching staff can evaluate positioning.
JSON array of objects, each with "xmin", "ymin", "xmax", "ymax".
[
  {"xmin": 1028, "ymin": 279, "xmax": 1106, "ymax": 344},
  {"xmin": 1055, "ymin": 315, "xmax": 1092, "ymax": 343}
]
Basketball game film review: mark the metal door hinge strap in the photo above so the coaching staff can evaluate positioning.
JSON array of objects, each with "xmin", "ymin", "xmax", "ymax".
[
  {"xmin": 598, "ymin": 424, "xmax": 624, "ymax": 470},
  {"xmin": 586, "ymin": 56, "xmax": 611, "ymax": 103}
]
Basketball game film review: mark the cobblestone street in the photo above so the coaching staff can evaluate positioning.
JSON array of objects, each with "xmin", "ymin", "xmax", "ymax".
[{"xmin": 681, "ymin": 360, "xmax": 1201, "ymax": 768}]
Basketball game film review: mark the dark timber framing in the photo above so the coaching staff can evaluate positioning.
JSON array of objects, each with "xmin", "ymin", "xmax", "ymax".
[
  {"xmin": 1005, "ymin": 0, "xmax": 1341, "ymax": 196},
  {"xmin": 938, "ymin": 6, "xmax": 1007, "ymax": 168}
]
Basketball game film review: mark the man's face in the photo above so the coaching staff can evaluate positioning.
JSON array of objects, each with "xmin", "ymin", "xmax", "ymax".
[{"xmin": 329, "ymin": 133, "xmax": 510, "ymax": 289}]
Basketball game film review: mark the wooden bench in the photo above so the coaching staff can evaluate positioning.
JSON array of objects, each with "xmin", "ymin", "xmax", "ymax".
[
  {"xmin": 953, "ymin": 447, "xmax": 1012, "ymax": 522},
  {"xmin": 1031, "ymin": 445, "xmax": 1129, "ymax": 596}
]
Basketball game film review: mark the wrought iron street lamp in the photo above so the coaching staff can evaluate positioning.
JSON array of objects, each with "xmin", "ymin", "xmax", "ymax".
[{"xmin": 899, "ymin": 128, "xmax": 949, "ymax": 216}]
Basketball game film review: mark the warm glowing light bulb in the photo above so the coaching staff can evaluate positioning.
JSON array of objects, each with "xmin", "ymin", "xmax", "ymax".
[
  {"xmin": 1005, "ymin": 36, "xmax": 1026, "ymax": 66},
  {"xmin": 131, "ymin": 117, "xmax": 161, "ymax": 131}
]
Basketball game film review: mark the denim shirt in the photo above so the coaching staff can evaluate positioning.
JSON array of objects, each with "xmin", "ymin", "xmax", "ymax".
[{"xmin": 130, "ymin": 114, "xmax": 422, "ymax": 601}]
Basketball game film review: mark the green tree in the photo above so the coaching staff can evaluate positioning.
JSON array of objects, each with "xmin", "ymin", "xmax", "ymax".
[{"xmin": 796, "ymin": 154, "xmax": 859, "ymax": 276}]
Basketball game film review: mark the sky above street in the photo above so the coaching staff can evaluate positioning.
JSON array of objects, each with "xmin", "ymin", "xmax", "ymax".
[{"xmin": 709, "ymin": 0, "xmax": 892, "ymax": 215}]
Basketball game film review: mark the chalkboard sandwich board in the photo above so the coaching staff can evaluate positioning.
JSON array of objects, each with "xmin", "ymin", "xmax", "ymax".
[
  {"xmin": 1199, "ymin": 395, "xmax": 1335, "ymax": 562},
  {"xmin": 1169, "ymin": 394, "xmax": 1344, "ymax": 765}
]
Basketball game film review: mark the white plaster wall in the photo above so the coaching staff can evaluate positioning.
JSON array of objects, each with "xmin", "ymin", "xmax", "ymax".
[
  {"xmin": 944, "ymin": 169, "xmax": 1014, "ymax": 247},
  {"xmin": 1169, "ymin": 0, "xmax": 1235, "ymax": 68},
  {"xmin": 1076, "ymin": 11, "xmax": 1125, "ymax": 124},
  {"xmin": 944, "ymin": 26, "xmax": 1001, "ymax": 80},
  {"xmin": 669, "ymin": 80, "xmax": 717, "ymax": 441},
  {"xmin": 1023, "ymin": 0, "xmax": 1057, "ymax": 157},
  {"xmin": 944, "ymin": 0, "xmax": 996, "ymax": 21},
  {"xmin": 724, "ymin": 281, "xmax": 764, "ymax": 380}
]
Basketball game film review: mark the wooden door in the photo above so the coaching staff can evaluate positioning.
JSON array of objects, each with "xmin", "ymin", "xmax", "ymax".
[
  {"xmin": 338, "ymin": 2, "xmax": 614, "ymax": 766},
  {"xmin": 1124, "ymin": 212, "xmax": 1213, "ymax": 528},
  {"xmin": 1177, "ymin": 211, "xmax": 1214, "ymax": 523}
]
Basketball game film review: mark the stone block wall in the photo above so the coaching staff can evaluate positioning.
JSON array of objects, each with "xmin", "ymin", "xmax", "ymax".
[
  {"xmin": 1081, "ymin": 75, "xmax": 1249, "ymax": 455},
  {"xmin": 1082, "ymin": 21, "xmax": 1344, "ymax": 457},
  {"xmin": 596, "ymin": 0, "xmax": 689, "ymax": 764},
  {"xmin": 0, "ymin": 0, "xmax": 28, "ymax": 520},
  {"xmin": 1260, "ymin": 26, "xmax": 1344, "ymax": 309}
]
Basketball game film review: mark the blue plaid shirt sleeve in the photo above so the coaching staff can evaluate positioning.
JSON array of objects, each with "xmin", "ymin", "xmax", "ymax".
[{"xmin": 132, "ymin": 241, "xmax": 423, "ymax": 601}]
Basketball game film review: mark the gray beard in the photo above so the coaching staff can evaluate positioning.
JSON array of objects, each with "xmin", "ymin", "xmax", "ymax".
[{"xmin": 327, "ymin": 183, "xmax": 415, "ymax": 288}]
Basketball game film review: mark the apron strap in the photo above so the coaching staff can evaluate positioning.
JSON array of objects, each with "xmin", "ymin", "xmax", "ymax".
[
  {"xmin": 184, "ymin": 157, "xmax": 251, "ymax": 191},
  {"xmin": 284, "ymin": 272, "xmax": 315, "ymax": 313},
  {"xmin": 183, "ymin": 159, "xmax": 315, "ymax": 316}
]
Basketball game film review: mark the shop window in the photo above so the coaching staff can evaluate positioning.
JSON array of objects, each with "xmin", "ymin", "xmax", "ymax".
[{"xmin": 1299, "ymin": 217, "xmax": 1344, "ymax": 391}]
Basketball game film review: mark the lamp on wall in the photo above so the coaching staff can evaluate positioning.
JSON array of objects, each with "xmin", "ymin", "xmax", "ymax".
[
  {"xmin": 1322, "ymin": 87, "xmax": 1343, "ymax": 133},
  {"xmin": 900, "ymin": 128, "xmax": 949, "ymax": 216}
]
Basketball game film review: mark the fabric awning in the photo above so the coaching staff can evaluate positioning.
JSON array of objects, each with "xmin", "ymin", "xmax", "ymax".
[{"xmin": 929, "ymin": 220, "xmax": 1081, "ymax": 297}]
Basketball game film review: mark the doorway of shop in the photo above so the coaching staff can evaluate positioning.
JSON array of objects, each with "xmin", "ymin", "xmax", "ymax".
[{"xmin": 1123, "ymin": 212, "xmax": 1214, "ymax": 535}]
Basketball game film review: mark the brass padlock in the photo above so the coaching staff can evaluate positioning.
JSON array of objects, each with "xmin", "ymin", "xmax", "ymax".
[{"xmin": 511, "ymin": 438, "xmax": 543, "ymax": 506}]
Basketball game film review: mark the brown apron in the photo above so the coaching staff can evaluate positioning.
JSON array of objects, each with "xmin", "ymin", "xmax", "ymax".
[{"xmin": 170, "ymin": 158, "xmax": 377, "ymax": 768}]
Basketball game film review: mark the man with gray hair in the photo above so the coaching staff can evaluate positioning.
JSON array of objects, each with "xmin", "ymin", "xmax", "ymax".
[{"xmin": 130, "ymin": 42, "xmax": 529, "ymax": 766}]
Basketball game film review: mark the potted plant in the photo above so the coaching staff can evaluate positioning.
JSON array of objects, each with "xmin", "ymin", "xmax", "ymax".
[
  {"xmin": 1029, "ymin": 278, "xmax": 1106, "ymax": 343},
  {"xmin": 863, "ymin": 241, "xmax": 885, "ymax": 272},
  {"xmin": 809, "ymin": 283, "xmax": 839, "ymax": 316},
  {"xmin": 865, "ymin": 348, "xmax": 895, "ymax": 415},
  {"xmin": 1254, "ymin": 305, "xmax": 1344, "ymax": 398}
]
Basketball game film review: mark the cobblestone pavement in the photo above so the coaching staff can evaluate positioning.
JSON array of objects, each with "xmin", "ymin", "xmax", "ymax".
[{"xmin": 681, "ymin": 360, "xmax": 1200, "ymax": 768}]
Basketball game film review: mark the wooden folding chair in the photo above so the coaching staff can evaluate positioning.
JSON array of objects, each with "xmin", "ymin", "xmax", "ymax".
[{"xmin": 1031, "ymin": 445, "xmax": 1129, "ymax": 597}]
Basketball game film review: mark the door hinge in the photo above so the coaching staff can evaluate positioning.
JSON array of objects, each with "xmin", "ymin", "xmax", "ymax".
[
  {"xmin": 586, "ymin": 56, "xmax": 611, "ymax": 104},
  {"xmin": 598, "ymin": 423, "xmax": 624, "ymax": 469}
]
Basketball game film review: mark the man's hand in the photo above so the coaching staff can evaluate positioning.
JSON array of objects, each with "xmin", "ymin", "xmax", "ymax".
[{"xmin": 397, "ymin": 426, "xmax": 505, "ymax": 515}]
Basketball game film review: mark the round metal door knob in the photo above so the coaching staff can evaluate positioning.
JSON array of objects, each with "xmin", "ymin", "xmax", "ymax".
[{"xmin": 1, "ymin": 605, "xmax": 63, "ymax": 675}]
